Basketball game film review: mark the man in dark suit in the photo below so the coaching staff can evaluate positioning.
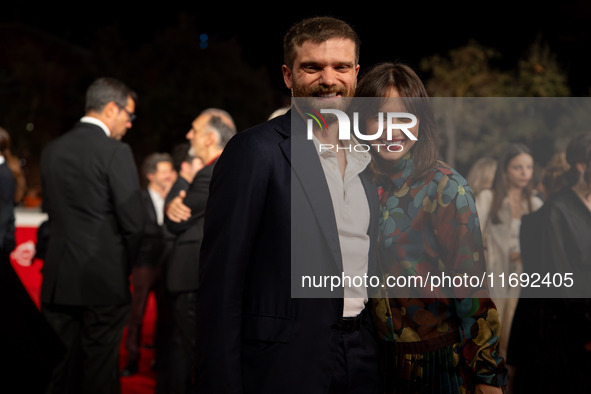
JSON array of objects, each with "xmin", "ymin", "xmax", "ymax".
[
  {"xmin": 163, "ymin": 110, "xmax": 236, "ymax": 394},
  {"xmin": 40, "ymin": 77, "xmax": 145, "ymax": 394},
  {"xmin": 147, "ymin": 143, "xmax": 201, "ymax": 393},
  {"xmin": 166, "ymin": 142, "xmax": 204, "ymax": 208},
  {"xmin": 121, "ymin": 152, "xmax": 176, "ymax": 376},
  {"xmin": 192, "ymin": 17, "xmax": 380, "ymax": 394}
]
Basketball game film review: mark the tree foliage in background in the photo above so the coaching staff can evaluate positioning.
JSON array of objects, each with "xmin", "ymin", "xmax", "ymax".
[
  {"xmin": 420, "ymin": 39, "xmax": 579, "ymax": 175},
  {"xmin": 1, "ymin": 21, "xmax": 587, "ymax": 196}
]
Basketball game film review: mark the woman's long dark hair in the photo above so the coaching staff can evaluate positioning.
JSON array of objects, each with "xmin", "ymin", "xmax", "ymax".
[
  {"xmin": 489, "ymin": 143, "xmax": 534, "ymax": 224},
  {"xmin": 564, "ymin": 132, "xmax": 591, "ymax": 194},
  {"xmin": 354, "ymin": 62, "xmax": 439, "ymax": 184}
]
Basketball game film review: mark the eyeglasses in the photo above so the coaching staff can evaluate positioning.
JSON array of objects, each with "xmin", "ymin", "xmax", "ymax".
[{"xmin": 118, "ymin": 105, "xmax": 136, "ymax": 123}]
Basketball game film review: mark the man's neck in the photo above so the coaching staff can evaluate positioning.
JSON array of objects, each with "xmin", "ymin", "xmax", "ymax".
[
  {"xmin": 148, "ymin": 184, "xmax": 167, "ymax": 199},
  {"xmin": 313, "ymin": 122, "xmax": 340, "ymax": 146},
  {"xmin": 201, "ymin": 148, "xmax": 223, "ymax": 167}
]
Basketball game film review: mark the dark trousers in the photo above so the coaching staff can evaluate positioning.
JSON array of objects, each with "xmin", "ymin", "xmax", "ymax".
[
  {"xmin": 41, "ymin": 302, "xmax": 130, "ymax": 394},
  {"xmin": 329, "ymin": 310, "xmax": 382, "ymax": 394},
  {"xmin": 158, "ymin": 291, "xmax": 197, "ymax": 394},
  {"xmin": 125, "ymin": 265, "xmax": 161, "ymax": 363}
]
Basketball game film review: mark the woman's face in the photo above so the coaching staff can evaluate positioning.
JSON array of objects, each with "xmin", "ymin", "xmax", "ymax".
[
  {"xmin": 505, "ymin": 153, "xmax": 534, "ymax": 190},
  {"xmin": 366, "ymin": 88, "xmax": 418, "ymax": 164}
]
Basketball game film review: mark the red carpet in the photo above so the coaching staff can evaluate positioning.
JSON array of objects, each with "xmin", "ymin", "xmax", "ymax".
[{"xmin": 10, "ymin": 226, "xmax": 157, "ymax": 394}]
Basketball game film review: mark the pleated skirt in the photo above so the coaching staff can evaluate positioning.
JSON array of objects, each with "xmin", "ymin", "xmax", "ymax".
[{"xmin": 380, "ymin": 331, "xmax": 469, "ymax": 394}]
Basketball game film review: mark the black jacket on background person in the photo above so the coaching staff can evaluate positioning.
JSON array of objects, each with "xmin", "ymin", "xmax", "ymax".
[
  {"xmin": 135, "ymin": 188, "xmax": 167, "ymax": 269},
  {"xmin": 40, "ymin": 121, "xmax": 144, "ymax": 306},
  {"xmin": 509, "ymin": 186, "xmax": 591, "ymax": 393},
  {"xmin": 0, "ymin": 161, "xmax": 16, "ymax": 252},
  {"xmin": 165, "ymin": 161, "xmax": 215, "ymax": 293}
]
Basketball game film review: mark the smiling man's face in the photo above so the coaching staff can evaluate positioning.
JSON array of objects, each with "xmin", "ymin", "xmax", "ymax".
[{"xmin": 282, "ymin": 38, "xmax": 359, "ymax": 112}]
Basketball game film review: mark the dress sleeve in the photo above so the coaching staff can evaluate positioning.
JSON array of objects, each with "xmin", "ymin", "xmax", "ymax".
[{"xmin": 430, "ymin": 171, "xmax": 508, "ymax": 388}]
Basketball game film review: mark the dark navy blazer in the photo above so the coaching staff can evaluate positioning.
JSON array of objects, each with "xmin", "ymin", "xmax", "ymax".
[{"xmin": 195, "ymin": 110, "xmax": 379, "ymax": 393}]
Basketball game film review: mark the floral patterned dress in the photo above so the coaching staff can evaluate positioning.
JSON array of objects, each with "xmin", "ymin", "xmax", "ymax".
[{"xmin": 370, "ymin": 154, "xmax": 507, "ymax": 394}]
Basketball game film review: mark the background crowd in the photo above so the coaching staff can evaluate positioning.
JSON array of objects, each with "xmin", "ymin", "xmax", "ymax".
[{"xmin": 2, "ymin": 10, "xmax": 591, "ymax": 394}]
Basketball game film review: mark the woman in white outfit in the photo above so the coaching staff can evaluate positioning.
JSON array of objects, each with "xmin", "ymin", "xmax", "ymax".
[{"xmin": 475, "ymin": 143, "xmax": 543, "ymax": 358}]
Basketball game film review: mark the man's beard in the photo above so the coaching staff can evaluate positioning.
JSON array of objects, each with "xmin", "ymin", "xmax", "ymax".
[{"xmin": 293, "ymin": 83, "xmax": 355, "ymax": 125}]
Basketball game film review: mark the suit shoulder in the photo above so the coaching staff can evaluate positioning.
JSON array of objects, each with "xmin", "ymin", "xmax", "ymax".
[
  {"xmin": 232, "ymin": 112, "xmax": 289, "ymax": 143},
  {"xmin": 45, "ymin": 123, "xmax": 126, "ymax": 149},
  {"xmin": 190, "ymin": 162, "xmax": 215, "ymax": 185}
]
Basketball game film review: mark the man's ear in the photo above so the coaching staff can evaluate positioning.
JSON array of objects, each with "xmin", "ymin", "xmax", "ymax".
[
  {"xmin": 204, "ymin": 129, "xmax": 218, "ymax": 147},
  {"xmin": 282, "ymin": 65, "xmax": 293, "ymax": 90},
  {"xmin": 103, "ymin": 101, "xmax": 120, "ymax": 118}
]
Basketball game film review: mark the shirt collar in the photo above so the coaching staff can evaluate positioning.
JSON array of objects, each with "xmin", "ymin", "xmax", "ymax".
[
  {"xmin": 312, "ymin": 135, "xmax": 371, "ymax": 181},
  {"xmin": 205, "ymin": 153, "xmax": 221, "ymax": 167},
  {"xmin": 80, "ymin": 116, "xmax": 110, "ymax": 137},
  {"xmin": 147, "ymin": 186, "xmax": 164, "ymax": 202},
  {"xmin": 312, "ymin": 134, "xmax": 371, "ymax": 162}
]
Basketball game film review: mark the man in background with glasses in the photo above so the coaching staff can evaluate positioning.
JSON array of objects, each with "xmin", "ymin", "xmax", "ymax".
[{"xmin": 40, "ymin": 77, "xmax": 145, "ymax": 393}]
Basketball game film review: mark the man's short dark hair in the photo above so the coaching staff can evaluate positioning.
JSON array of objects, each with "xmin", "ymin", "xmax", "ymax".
[
  {"xmin": 85, "ymin": 77, "xmax": 138, "ymax": 113},
  {"xmin": 207, "ymin": 115, "xmax": 236, "ymax": 148},
  {"xmin": 170, "ymin": 142, "xmax": 194, "ymax": 172},
  {"xmin": 142, "ymin": 152, "xmax": 173, "ymax": 180},
  {"xmin": 283, "ymin": 16, "xmax": 360, "ymax": 69}
]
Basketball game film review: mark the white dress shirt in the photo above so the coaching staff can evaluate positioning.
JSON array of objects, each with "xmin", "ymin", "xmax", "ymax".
[
  {"xmin": 147, "ymin": 187, "xmax": 165, "ymax": 226},
  {"xmin": 313, "ymin": 137, "xmax": 371, "ymax": 317}
]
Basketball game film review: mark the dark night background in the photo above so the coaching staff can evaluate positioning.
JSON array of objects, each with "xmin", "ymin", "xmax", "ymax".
[{"xmin": 2, "ymin": 1, "xmax": 591, "ymax": 202}]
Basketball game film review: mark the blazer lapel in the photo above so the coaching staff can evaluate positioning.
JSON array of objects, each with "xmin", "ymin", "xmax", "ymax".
[{"xmin": 288, "ymin": 112, "xmax": 343, "ymax": 271}]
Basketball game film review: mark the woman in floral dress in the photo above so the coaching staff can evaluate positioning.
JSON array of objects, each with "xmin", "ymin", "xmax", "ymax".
[{"xmin": 354, "ymin": 62, "xmax": 507, "ymax": 394}]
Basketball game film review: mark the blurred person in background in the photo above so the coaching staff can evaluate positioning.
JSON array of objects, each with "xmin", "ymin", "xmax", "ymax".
[
  {"xmin": 40, "ymin": 77, "xmax": 144, "ymax": 394},
  {"xmin": 508, "ymin": 133, "xmax": 591, "ymax": 393},
  {"xmin": 475, "ymin": 143, "xmax": 543, "ymax": 358},
  {"xmin": 1, "ymin": 125, "xmax": 60, "ymax": 394},
  {"xmin": 0, "ymin": 126, "xmax": 26, "ymax": 254},
  {"xmin": 467, "ymin": 156, "xmax": 497, "ymax": 198},
  {"xmin": 165, "ymin": 142, "xmax": 204, "ymax": 207},
  {"xmin": 164, "ymin": 110, "xmax": 235, "ymax": 394},
  {"xmin": 121, "ymin": 152, "xmax": 176, "ymax": 377}
]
